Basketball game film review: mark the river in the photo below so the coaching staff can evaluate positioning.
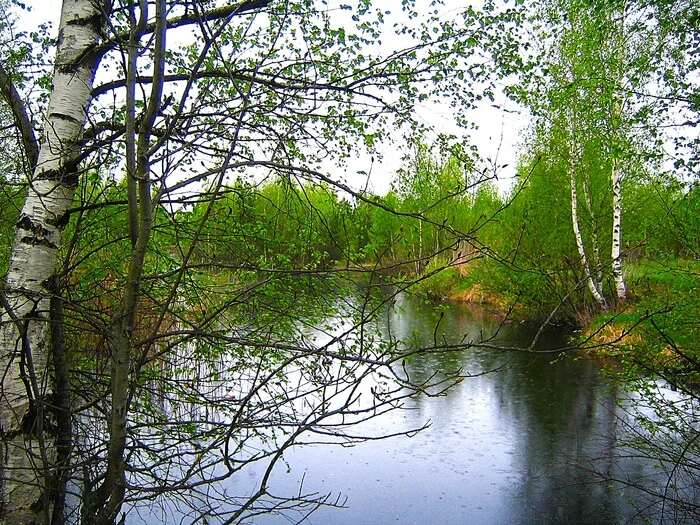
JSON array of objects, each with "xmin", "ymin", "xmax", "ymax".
[{"xmin": 132, "ymin": 291, "xmax": 687, "ymax": 524}]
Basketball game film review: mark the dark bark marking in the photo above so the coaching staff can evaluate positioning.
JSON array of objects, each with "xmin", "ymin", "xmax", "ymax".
[
  {"xmin": 64, "ymin": 13, "xmax": 103, "ymax": 29},
  {"xmin": 17, "ymin": 216, "xmax": 58, "ymax": 249},
  {"xmin": 18, "ymin": 235, "xmax": 58, "ymax": 249},
  {"xmin": 36, "ymin": 159, "xmax": 80, "ymax": 187},
  {"xmin": 47, "ymin": 212, "xmax": 71, "ymax": 229},
  {"xmin": 17, "ymin": 215, "xmax": 51, "ymax": 237},
  {"xmin": 48, "ymin": 112, "xmax": 82, "ymax": 126},
  {"xmin": 20, "ymin": 404, "xmax": 38, "ymax": 437}
]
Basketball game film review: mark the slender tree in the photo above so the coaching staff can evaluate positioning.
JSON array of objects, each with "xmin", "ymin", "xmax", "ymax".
[{"xmin": 510, "ymin": 0, "xmax": 670, "ymax": 310}]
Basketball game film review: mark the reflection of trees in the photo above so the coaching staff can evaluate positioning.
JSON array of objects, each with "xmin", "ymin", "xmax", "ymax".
[
  {"xmin": 383, "ymin": 294, "xmax": 648, "ymax": 524},
  {"xmin": 382, "ymin": 294, "xmax": 513, "ymax": 384},
  {"xmin": 605, "ymin": 383, "xmax": 700, "ymax": 524},
  {"xmin": 65, "ymin": 279, "xmax": 444, "ymax": 524},
  {"xmin": 491, "ymin": 352, "xmax": 621, "ymax": 524}
]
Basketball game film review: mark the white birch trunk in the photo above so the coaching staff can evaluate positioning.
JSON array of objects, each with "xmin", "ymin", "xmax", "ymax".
[
  {"xmin": 0, "ymin": 1, "xmax": 103, "ymax": 522},
  {"xmin": 610, "ymin": 1, "xmax": 628, "ymax": 302},
  {"xmin": 611, "ymin": 156, "xmax": 627, "ymax": 300},
  {"xmin": 569, "ymin": 154, "xmax": 608, "ymax": 310}
]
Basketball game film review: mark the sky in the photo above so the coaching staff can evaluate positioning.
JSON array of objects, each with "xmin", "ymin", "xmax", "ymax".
[{"xmin": 18, "ymin": 0, "xmax": 526, "ymax": 196}]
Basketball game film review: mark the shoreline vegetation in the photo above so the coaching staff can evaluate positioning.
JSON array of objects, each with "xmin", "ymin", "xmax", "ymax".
[{"xmin": 405, "ymin": 256, "xmax": 698, "ymax": 376}]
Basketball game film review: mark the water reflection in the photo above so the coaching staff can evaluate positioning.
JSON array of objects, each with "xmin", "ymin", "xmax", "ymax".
[{"xmin": 134, "ymin": 293, "xmax": 665, "ymax": 524}]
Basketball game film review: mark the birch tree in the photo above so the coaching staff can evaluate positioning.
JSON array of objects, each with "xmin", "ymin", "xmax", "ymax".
[
  {"xmin": 533, "ymin": 5, "xmax": 611, "ymax": 310},
  {"xmin": 0, "ymin": 2, "xmax": 104, "ymax": 523},
  {"xmin": 511, "ymin": 0, "xmax": 669, "ymax": 310},
  {"xmin": 0, "ymin": 1, "xmax": 519, "ymax": 523}
]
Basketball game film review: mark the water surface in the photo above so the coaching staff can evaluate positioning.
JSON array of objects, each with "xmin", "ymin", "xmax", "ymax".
[
  {"xmin": 134, "ymin": 293, "xmax": 669, "ymax": 524},
  {"xmin": 220, "ymin": 295, "xmax": 647, "ymax": 524}
]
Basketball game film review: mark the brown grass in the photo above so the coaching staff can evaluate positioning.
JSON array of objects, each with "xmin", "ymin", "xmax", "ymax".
[
  {"xmin": 584, "ymin": 321, "xmax": 691, "ymax": 372},
  {"xmin": 590, "ymin": 322, "xmax": 643, "ymax": 347},
  {"xmin": 449, "ymin": 283, "xmax": 512, "ymax": 316}
]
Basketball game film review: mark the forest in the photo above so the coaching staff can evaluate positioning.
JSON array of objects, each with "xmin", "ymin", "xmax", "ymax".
[{"xmin": 0, "ymin": 0, "xmax": 698, "ymax": 523}]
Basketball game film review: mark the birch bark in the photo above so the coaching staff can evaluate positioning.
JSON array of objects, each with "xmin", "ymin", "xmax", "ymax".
[
  {"xmin": 609, "ymin": 1, "xmax": 628, "ymax": 302},
  {"xmin": 0, "ymin": 1, "xmax": 104, "ymax": 522},
  {"xmin": 611, "ymin": 156, "xmax": 627, "ymax": 300},
  {"xmin": 569, "ymin": 149, "xmax": 608, "ymax": 310},
  {"xmin": 563, "ymin": 45, "xmax": 608, "ymax": 311}
]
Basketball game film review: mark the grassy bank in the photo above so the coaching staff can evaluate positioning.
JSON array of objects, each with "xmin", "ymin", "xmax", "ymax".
[
  {"xmin": 580, "ymin": 259, "xmax": 699, "ymax": 384},
  {"xmin": 412, "ymin": 257, "xmax": 699, "ymax": 377}
]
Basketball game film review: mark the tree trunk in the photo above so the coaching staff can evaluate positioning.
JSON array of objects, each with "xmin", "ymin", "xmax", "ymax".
[
  {"xmin": 609, "ymin": 1, "xmax": 628, "ymax": 303},
  {"xmin": 89, "ymin": 1, "xmax": 165, "ymax": 521},
  {"xmin": 611, "ymin": 156, "xmax": 627, "ymax": 301},
  {"xmin": 417, "ymin": 219, "xmax": 423, "ymax": 273},
  {"xmin": 580, "ymin": 177, "xmax": 603, "ymax": 282},
  {"xmin": 569, "ymin": 153, "xmax": 608, "ymax": 310},
  {"xmin": 0, "ymin": 1, "xmax": 104, "ymax": 523}
]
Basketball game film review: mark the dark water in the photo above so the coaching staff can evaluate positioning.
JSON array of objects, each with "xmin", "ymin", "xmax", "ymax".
[
  {"xmin": 216, "ymin": 295, "xmax": 649, "ymax": 525},
  {"xmin": 135, "ymin": 293, "xmax": 671, "ymax": 524}
]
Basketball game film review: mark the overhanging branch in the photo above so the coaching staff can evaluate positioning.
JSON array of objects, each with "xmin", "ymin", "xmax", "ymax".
[
  {"xmin": 96, "ymin": 0, "xmax": 273, "ymax": 59},
  {"xmin": 0, "ymin": 64, "xmax": 39, "ymax": 171}
]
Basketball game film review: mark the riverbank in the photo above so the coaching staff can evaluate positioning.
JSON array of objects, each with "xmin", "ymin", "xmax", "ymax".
[
  {"xmin": 581, "ymin": 259, "xmax": 699, "ymax": 385},
  {"xmin": 409, "ymin": 257, "xmax": 699, "ymax": 378}
]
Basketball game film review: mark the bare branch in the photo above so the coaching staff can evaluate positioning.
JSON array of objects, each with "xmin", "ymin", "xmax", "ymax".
[{"xmin": 0, "ymin": 63, "xmax": 39, "ymax": 171}]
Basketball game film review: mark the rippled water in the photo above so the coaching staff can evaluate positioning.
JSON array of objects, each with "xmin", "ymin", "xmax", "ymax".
[
  {"xmin": 134, "ymin": 293, "xmax": 677, "ymax": 524},
  {"xmin": 211, "ymin": 295, "xmax": 657, "ymax": 524}
]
